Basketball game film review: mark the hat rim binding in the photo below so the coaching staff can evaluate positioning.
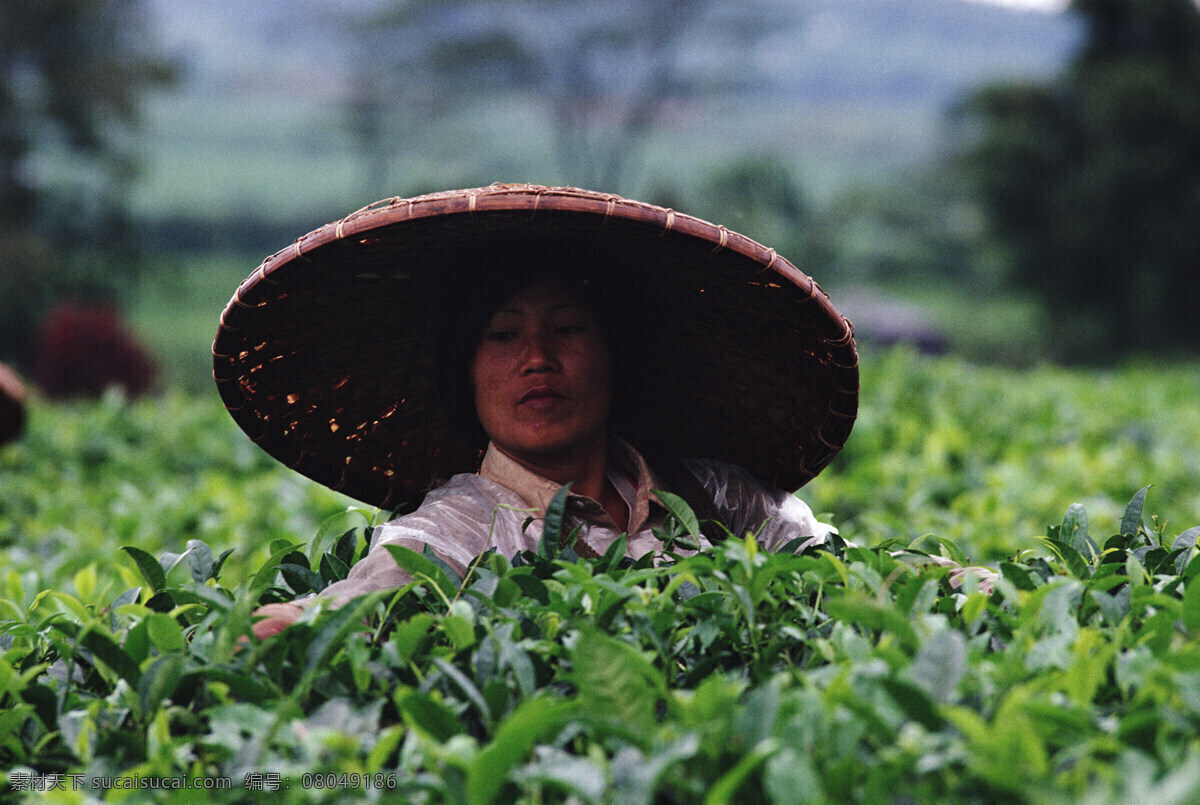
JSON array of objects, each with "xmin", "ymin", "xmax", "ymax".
[{"xmin": 213, "ymin": 183, "xmax": 859, "ymax": 511}]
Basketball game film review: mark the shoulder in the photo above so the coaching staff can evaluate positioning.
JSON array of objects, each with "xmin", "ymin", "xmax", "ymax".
[
  {"xmin": 678, "ymin": 457, "xmax": 781, "ymax": 500},
  {"xmin": 676, "ymin": 457, "xmax": 830, "ymax": 544},
  {"xmin": 372, "ymin": 473, "xmax": 533, "ymax": 551}
]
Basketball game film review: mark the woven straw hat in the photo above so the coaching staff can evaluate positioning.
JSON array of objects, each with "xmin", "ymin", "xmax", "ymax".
[{"xmin": 213, "ymin": 184, "xmax": 858, "ymax": 511}]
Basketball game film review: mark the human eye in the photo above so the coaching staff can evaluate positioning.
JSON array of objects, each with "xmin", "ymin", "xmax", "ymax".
[
  {"xmin": 484, "ymin": 329, "xmax": 519, "ymax": 343},
  {"xmin": 553, "ymin": 312, "xmax": 594, "ymax": 336}
]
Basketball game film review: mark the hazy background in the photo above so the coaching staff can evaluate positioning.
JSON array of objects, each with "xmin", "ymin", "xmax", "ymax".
[{"xmin": 4, "ymin": 0, "xmax": 1197, "ymax": 393}]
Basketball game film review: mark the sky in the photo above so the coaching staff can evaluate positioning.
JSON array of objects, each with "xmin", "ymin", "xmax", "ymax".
[{"xmin": 963, "ymin": 0, "xmax": 1069, "ymax": 11}]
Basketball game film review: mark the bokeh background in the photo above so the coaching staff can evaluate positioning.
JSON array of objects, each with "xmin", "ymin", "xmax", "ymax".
[{"xmin": 2, "ymin": 0, "xmax": 1197, "ymax": 394}]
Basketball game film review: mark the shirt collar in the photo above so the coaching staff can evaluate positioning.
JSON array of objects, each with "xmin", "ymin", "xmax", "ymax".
[{"xmin": 477, "ymin": 438, "xmax": 666, "ymax": 533}]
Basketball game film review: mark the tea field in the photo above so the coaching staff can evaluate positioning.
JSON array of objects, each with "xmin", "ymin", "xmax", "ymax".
[{"xmin": 2, "ymin": 349, "xmax": 1200, "ymax": 802}]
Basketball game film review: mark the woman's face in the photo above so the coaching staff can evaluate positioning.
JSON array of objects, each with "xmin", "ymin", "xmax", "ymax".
[{"xmin": 469, "ymin": 280, "xmax": 613, "ymax": 462}]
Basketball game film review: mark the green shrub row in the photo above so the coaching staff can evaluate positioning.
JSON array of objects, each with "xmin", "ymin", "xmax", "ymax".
[
  {"xmin": 1, "ymin": 485, "xmax": 1199, "ymax": 802},
  {"xmin": 2, "ymin": 351, "xmax": 1199, "ymax": 801}
]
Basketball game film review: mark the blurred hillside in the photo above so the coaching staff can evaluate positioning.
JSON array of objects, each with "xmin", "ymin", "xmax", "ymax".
[
  {"xmin": 135, "ymin": 0, "xmax": 1079, "ymax": 233},
  {"xmin": 86, "ymin": 0, "xmax": 1080, "ymax": 385}
]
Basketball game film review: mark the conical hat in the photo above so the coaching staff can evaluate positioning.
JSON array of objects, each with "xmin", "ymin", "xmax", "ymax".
[{"xmin": 213, "ymin": 184, "xmax": 858, "ymax": 510}]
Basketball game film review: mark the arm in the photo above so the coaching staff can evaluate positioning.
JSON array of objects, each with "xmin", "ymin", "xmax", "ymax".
[
  {"xmin": 250, "ymin": 475, "xmax": 528, "ymax": 637},
  {"xmin": 680, "ymin": 458, "xmax": 835, "ymax": 552}
]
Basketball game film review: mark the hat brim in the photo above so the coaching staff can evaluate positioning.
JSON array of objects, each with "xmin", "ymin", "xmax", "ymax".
[{"xmin": 213, "ymin": 184, "xmax": 858, "ymax": 510}]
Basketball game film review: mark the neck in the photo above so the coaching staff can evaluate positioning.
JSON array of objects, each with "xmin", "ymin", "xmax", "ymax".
[{"xmin": 495, "ymin": 429, "xmax": 611, "ymax": 501}]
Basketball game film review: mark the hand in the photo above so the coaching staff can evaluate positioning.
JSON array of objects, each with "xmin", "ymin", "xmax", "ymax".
[
  {"xmin": 893, "ymin": 552, "xmax": 997, "ymax": 594},
  {"xmin": 250, "ymin": 602, "xmax": 304, "ymax": 640}
]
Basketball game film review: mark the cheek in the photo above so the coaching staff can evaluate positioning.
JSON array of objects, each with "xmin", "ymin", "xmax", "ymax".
[
  {"xmin": 468, "ymin": 351, "xmax": 498, "ymax": 417},
  {"xmin": 583, "ymin": 347, "xmax": 614, "ymax": 406}
]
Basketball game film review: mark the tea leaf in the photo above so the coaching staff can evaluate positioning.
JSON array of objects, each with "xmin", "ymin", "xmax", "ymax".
[
  {"xmin": 138, "ymin": 653, "xmax": 185, "ymax": 717},
  {"xmin": 467, "ymin": 696, "xmax": 577, "ymax": 805},
  {"xmin": 120, "ymin": 546, "xmax": 166, "ymax": 594},
  {"xmin": 144, "ymin": 612, "xmax": 185, "ymax": 652},
  {"xmin": 1121, "ymin": 486, "xmax": 1151, "ymax": 538},
  {"xmin": 1173, "ymin": 526, "xmax": 1200, "ymax": 574},
  {"xmin": 185, "ymin": 539, "xmax": 215, "ymax": 583},
  {"xmin": 1062, "ymin": 503, "xmax": 1097, "ymax": 563},
  {"xmin": 541, "ymin": 483, "xmax": 573, "ymax": 556},
  {"xmin": 655, "ymin": 489, "xmax": 702, "ymax": 537},
  {"xmin": 384, "ymin": 545, "xmax": 458, "ymax": 603},
  {"xmin": 570, "ymin": 628, "xmax": 663, "ymax": 740},
  {"xmin": 395, "ymin": 686, "xmax": 463, "ymax": 742},
  {"xmin": 1183, "ymin": 579, "xmax": 1200, "ymax": 632}
]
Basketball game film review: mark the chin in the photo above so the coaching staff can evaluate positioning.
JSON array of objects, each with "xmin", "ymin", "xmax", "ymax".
[{"xmin": 504, "ymin": 427, "xmax": 605, "ymax": 459}]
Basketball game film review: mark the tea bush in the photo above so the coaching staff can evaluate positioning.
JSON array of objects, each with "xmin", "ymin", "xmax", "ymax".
[{"xmin": 1, "ymin": 351, "xmax": 1199, "ymax": 802}]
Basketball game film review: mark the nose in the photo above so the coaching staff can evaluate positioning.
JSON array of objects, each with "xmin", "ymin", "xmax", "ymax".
[{"xmin": 520, "ymin": 329, "xmax": 560, "ymax": 374}]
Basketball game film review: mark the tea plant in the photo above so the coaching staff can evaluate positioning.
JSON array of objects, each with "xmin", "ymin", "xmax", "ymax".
[
  {"xmin": 2, "ymin": 353, "xmax": 1200, "ymax": 801},
  {"xmin": 1, "ymin": 484, "xmax": 1199, "ymax": 802}
]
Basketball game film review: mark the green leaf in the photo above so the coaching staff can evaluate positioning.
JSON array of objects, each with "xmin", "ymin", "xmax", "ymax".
[
  {"xmin": 180, "ymin": 666, "xmax": 280, "ymax": 703},
  {"xmin": 138, "ymin": 653, "xmax": 185, "ymax": 717},
  {"xmin": 654, "ymin": 489, "xmax": 701, "ymax": 537},
  {"xmin": 541, "ymin": 482, "xmax": 573, "ymax": 556},
  {"xmin": 509, "ymin": 572, "xmax": 550, "ymax": 605},
  {"xmin": 211, "ymin": 548, "xmax": 235, "ymax": 582},
  {"xmin": 1173, "ymin": 526, "xmax": 1200, "ymax": 573},
  {"xmin": 430, "ymin": 656, "xmax": 493, "ymax": 725},
  {"xmin": 279, "ymin": 562, "xmax": 326, "ymax": 595},
  {"xmin": 53, "ymin": 622, "xmax": 142, "ymax": 687},
  {"xmin": 335, "ymin": 527, "xmax": 360, "ymax": 567},
  {"xmin": 824, "ymin": 595, "xmax": 919, "ymax": 653},
  {"xmin": 444, "ymin": 599, "xmax": 477, "ymax": 650},
  {"xmin": 704, "ymin": 738, "xmax": 779, "ymax": 805},
  {"xmin": 1000, "ymin": 562, "xmax": 1038, "ymax": 591},
  {"xmin": 509, "ymin": 746, "xmax": 606, "ymax": 801},
  {"xmin": 144, "ymin": 612, "xmax": 185, "ymax": 652},
  {"xmin": 764, "ymin": 746, "xmax": 823, "ymax": 805},
  {"xmin": 569, "ymin": 628, "xmax": 664, "ymax": 741},
  {"xmin": 311, "ymin": 510, "xmax": 372, "ymax": 560},
  {"xmin": 395, "ymin": 686, "xmax": 464, "ymax": 743},
  {"xmin": 1121, "ymin": 486, "xmax": 1151, "ymax": 538},
  {"xmin": 124, "ymin": 619, "xmax": 150, "ymax": 664},
  {"xmin": 249, "ymin": 542, "xmax": 305, "ymax": 593},
  {"xmin": 383, "ymin": 545, "xmax": 459, "ymax": 602},
  {"xmin": 121, "ymin": 546, "xmax": 166, "ymax": 594},
  {"xmin": 909, "ymin": 629, "xmax": 967, "ymax": 704},
  {"xmin": 600, "ymin": 533, "xmax": 629, "ymax": 572},
  {"xmin": 466, "ymin": 696, "xmax": 577, "ymax": 805},
  {"xmin": 882, "ymin": 677, "xmax": 945, "ymax": 730},
  {"xmin": 1183, "ymin": 579, "xmax": 1200, "ymax": 632},
  {"xmin": 391, "ymin": 613, "xmax": 436, "ymax": 661},
  {"xmin": 319, "ymin": 551, "xmax": 351, "ymax": 583},
  {"xmin": 185, "ymin": 539, "xmax": 215, "ymax": 583},
  {"xmin": 298, "ymin": 594, "xmax": 386, "ymax": 696},
  {"xmin": 1061, "ymin": 503, "xmax": 1097, "ymax": 562},
  {"xmin": 1042, "ymin": 538, "xmax": 1091, "ymax": 579}
]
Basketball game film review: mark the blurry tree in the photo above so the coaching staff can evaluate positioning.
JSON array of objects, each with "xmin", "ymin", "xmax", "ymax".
[
  {"xmin": 952, "ymin": 0, "xmax": 1200, "ymax": 359},
  {"xmin": 694, "ymin": 153, "xmax": 825, "ymax": 272},
  {"xmin": 344, "ymin": 0, "xmax": 778, "ymax": 194},
  {"xmin": 0, "ymin": 0, "xmax": 174, "ymax": 369}
]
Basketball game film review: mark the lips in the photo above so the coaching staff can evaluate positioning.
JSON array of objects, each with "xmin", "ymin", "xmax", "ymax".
[{"xmin": 519, "ymin": 386, "xmax": 567, "ymax": 405}]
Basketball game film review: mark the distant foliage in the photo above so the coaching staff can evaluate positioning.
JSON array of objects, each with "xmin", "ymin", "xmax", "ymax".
[
  {"xmin": 33, "ymin": 303, "xmax": 158, "ymax": 398},
  {"xmin": 952, "ymin": 0, "xmax": 1200, "ymax": 359},
  {"xmin": 0, "ymin": 0, "xmax": 175, "ymax": 229},
  {"xmin": 0, "ymin": 0, "xmax": 174, "ymax": 375}
]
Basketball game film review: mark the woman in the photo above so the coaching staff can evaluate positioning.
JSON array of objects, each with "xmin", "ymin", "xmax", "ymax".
[{"xmin": 212, "ymin": 185, "xmax": 860, "ymax": 637}]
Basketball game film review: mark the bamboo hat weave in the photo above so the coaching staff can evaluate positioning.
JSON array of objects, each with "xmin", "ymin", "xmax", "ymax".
[{"xmin": 213, "ymin": 184, "xmax": 858, "ymax": 511}]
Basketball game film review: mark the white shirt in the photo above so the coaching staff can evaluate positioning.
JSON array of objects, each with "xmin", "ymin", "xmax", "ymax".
[{"xmin": 318, "ymin": 439, "xmax": 833, "ymax": 605}]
